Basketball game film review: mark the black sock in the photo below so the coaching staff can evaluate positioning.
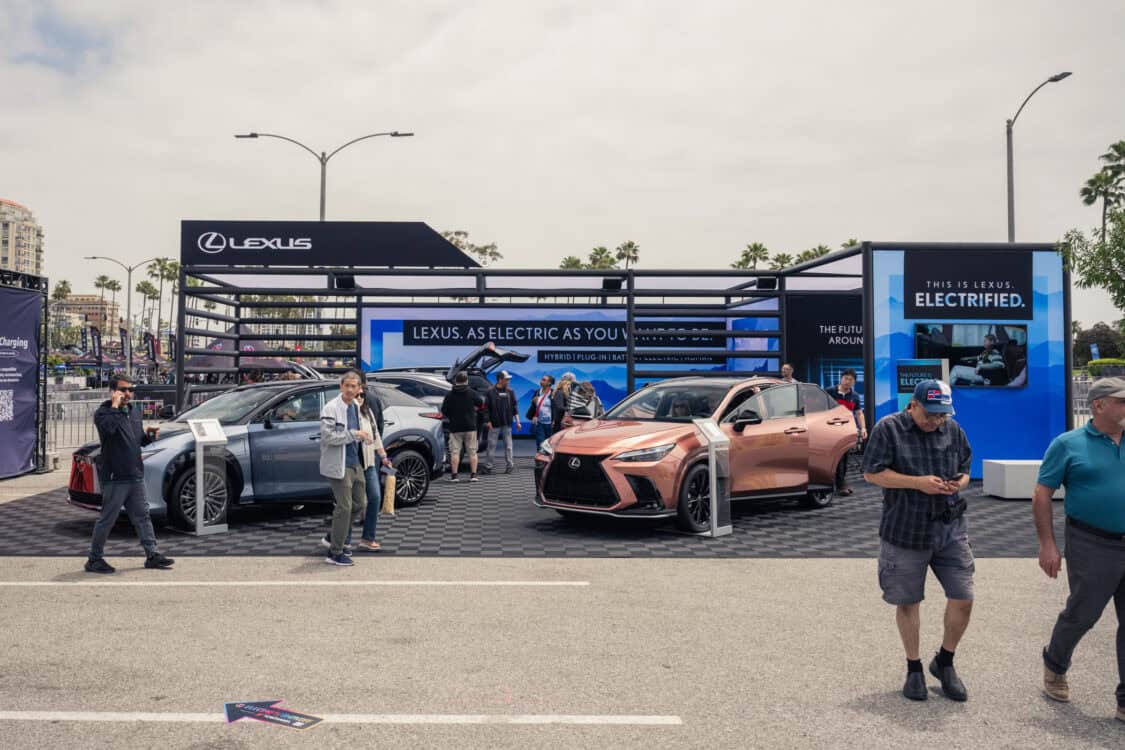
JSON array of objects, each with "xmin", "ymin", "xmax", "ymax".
[
  {"xmin": 937, "ymin": 647, "xmax": 955, "ymax": 668},
  {"xmin": 907, "ymin": 659, "xmax": 923, "ymax": 674}
]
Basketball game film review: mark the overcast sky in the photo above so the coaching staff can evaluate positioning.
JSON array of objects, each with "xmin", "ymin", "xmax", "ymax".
[{"xmin": 2, "ymin": 1, "xmax": 1123, "ymax": 325}]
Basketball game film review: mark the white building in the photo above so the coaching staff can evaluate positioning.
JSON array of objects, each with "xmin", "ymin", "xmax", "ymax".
[{"xmin": 0, "ymin": 198, "xmax": 45, "ymax": 277}]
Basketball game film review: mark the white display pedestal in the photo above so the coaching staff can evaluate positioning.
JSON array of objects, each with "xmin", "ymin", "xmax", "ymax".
[
  {"xmin": 982, "ymin": 459, "xmax": 1064, "ymax": 500},
  {"xmin": 186, "ymin": 418, "xmax": 229, "ymax": 535}
]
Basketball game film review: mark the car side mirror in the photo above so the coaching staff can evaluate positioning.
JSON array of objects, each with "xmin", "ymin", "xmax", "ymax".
[
  {"xmin": 732, "ymin": 411, "xmax": 762, "ymax": 432},
  {"xmin": 158, "ymin": 404, "xmax": 176, "ymax": 420},
  {"xmin": 263, "ymin": 414, "xmax": 274, "ymax": 430}
]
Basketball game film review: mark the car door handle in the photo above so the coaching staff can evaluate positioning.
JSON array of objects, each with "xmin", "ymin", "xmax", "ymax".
[
  {"xmin": 308, "ymin": 435, "xmax": 320, "ymax": 441},
  {"xmin": 384, "ymin": 421, "xmax": 396, "ymax": 427},
  {"xmin": 783, "ymin": 427, "xmax": 807, "ymax": 434},
  {"xmin": 827, "ymin": 418, "xmax": 851, "ymax": 425}
]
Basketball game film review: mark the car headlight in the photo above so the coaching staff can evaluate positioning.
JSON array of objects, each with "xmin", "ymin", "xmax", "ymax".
[
  {"xmin": 613, "ymin": 444, "xmax": 675, "ymax": 462},
  {"xmin": 141, "ymin": 448, "xmax": 165, "ymax": 461},
  {"xmin": 538, "ymin": 441, "xmax": 554, "ymax": 456}
]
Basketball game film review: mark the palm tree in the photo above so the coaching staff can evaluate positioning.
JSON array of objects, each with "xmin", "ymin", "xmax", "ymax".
[
  {"xmin": 105, "ymin": 279, "xmax": 121, "ymax": 329},
  {"xmin": 162, "ymin": 260, "xmax": 180, "ymax": 346},
  {"xmin": 148, "ymin": 258, "xmax": 174, "ymax": 338},
  {"xmin": 94, "ymin": 274, "xmax": 110, "ymax": 304},
  {"xmin": 135, "ymin": 281, "xmax": 159, "ymax": 332},
  {"xmin": 587, "ymin": 246, "xmax": 616, "ymax": 269},
  {"xmin": 1080, "ymin": 170, "xmax": 1125, "ymax": 244},
  {"xmin": 840, "ymin": 238, "xmax": 859, "ymax": 249},
  {"xmin": 50, "ymin": 280, "xmax": 71, "ymax": 348},
  {"xmin": 768, "ymin": 253, "xmax": 794, "ymax": 271},
  {"xmin": 614, "ymin": 240, "xmax": 640, "ymax": 270},
  {"xmin": 558, "ymin": 256, "xmax": 584, "ymax": 269},
  {"xmin": 1099, "ymin": 140, "xmax": 1125, "ymax": 180},
  {"xmin": 731, "ymin": 242, "xmax": 771, "ymax": 269}
]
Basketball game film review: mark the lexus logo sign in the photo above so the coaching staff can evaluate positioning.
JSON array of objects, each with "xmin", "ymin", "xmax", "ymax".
[
  {"xmin": 568, "ymin": 457, "xmax": 582, "ymax": 470},
  {"xmin": 196, "ymin": 232, "xmax": 312, "ymax": 254},
  {"xmin": 197, "ymin": 232, "xmax": 227, "ymax": 254}
]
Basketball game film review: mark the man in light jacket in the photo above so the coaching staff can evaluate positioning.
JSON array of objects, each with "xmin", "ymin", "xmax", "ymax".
[{"xmin": 319, "ymin": 370, "xmax": 373, "ymax": 566}]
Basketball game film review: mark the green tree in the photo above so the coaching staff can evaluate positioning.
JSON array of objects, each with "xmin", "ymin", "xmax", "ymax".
[
  {"xmin": 1099, "ymin": 139, "xmax": 1125, "ymax": 180},
  {"xmin": 1073, "ymin": 322, "xmax": 1124, "ymax": 364},
  {"xmin": 441, "ymin": 230, "xmax": 503, "ymax": 266},
  {"xmin": 162, "ymin": 260, "xmax": 180, "ymax": 342},
  {"xmin": 1080, "ymin": 170, "xmax": 1125, "ymax": 245},
  {"xmin": 94, "ymin": 274, "xmax": 110, "ymax": 305},
  {"xmin": 587, "ymin": 246, "xmax": 616, "ymax": 269},
  {"xmin": 558, "ymin": 256, "xmax": 584, "ymax": 269},
  {"xmin": 1059, "ymin": 206, "xmax": 1125, "ymax": 313},
  {"xmin": 135, "ymin": 281, "xmax": 159, "ymax": 331},
  {"xmin": 731, "ymin": 242, "xmax": 771, "ymax": 270},
  {"xmin": 768, "ymin": 253, "xmax": 794, "ymax": 271},
  {"xmin": 51, "ymin": 279, "xmax": 71, "ymax": 303},
  {"xmin": 147, "ymin": 258, "xmax": 174, "ymax": 335},
  {"xmin": 614, "ymin": 240, "xmax": 641, "ymax": 270}
]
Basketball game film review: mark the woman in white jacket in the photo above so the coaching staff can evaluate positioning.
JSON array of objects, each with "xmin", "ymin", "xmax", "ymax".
[{"xmin": 356, "ymin": 390, "xmax": 392, "ymax": 551}]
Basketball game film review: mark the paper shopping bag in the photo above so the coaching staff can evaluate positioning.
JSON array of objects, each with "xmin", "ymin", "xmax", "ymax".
[{"xmin": 381, "ymin": 473, "xmax": 396, "ymax": 515}]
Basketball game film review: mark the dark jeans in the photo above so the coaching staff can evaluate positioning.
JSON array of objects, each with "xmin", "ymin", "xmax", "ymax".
[
  {"xmin": 533, "ymin": 422, "xmax": 552, "ymax": 448},
  {"xmin": 361, "ymin": 465, "xmax": 384, "ymax": 542},
  {"xmin": 835, "ymin": 450, "xmax": 850, "ymax": 490},
  {"xmin": 1043, "ymin": 521, "xmax": 1125, "ymax": 707},
  {"xmin": 89, "ymin": 479, "xmax": 158, "ymax": 559}
]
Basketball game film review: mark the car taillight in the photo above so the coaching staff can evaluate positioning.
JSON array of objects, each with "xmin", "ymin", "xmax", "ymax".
[{"xmin": 420, "ymin": 411, "xmax": 443, "ymax": 420}]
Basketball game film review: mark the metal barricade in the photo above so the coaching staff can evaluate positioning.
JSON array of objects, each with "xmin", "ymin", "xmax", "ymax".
[{"xmin": 46, "ymin": 398, "xmax": 165, "ymax": 452}]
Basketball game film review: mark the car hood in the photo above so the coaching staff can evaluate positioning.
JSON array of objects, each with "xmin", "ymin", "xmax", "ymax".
[{"xmin": 551, "ymin": 419, "xmax": 697, "ymax": 454}]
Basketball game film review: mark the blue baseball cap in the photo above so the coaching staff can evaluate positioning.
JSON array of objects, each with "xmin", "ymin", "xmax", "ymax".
[{"xmin": 912, "ymin": 379, "xmax": 955, "ymax": 414}]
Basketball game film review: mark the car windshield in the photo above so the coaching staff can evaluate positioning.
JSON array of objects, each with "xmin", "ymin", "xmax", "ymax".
[
  {"xmin": 604, "ymin": 383, "xmax": 732, "ymax": 422},
  {"xmin": 176, "ymin": 386, "xmax": 292, "ymax": 425}
]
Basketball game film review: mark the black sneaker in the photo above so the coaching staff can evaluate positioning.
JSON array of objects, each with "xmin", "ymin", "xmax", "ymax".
[
  {"xmin": 324, "ymin": 552, "xmax": 355, "ymax": 566},
  {"xmin": 929, "ymin": 656, "xmax": 968, "ymax": 701},
  {"xmin": 504, "ymin": 466, "xmax": 514, "ymax": 474},
  {"xmin": 449, "ymin": 475, "xmax": 460, "ymax": 483},
  {"xmin": 144, "ymin": 553, "xmax": 175, "ymax": 569},
  {"xmin": 479, "ymin": 466, "xmax": 493, "ymax": 475},
  {"xmin": 84, "ymin": 557, "xmax": 115, "ymax": 574},
  {"xmin": 903, "ymin": 671, "xmax": 927, "ymax": 701},
  {"xmin": 469, "ymin": 474, "xmax": 479, "ymax": 482}
]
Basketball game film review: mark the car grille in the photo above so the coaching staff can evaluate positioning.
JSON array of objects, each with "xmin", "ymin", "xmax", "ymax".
[{"xmin": 543, "ymin": 453, "xmax": 618, "ymax": 507}]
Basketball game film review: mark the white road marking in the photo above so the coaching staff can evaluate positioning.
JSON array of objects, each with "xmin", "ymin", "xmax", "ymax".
[
  {"xmin": 0, "ymin": 580, "xmax": 590, "ymax": 588},
  {"xmin": 0, "ymin": 711, "xmax": 681, "ymax": 725}
]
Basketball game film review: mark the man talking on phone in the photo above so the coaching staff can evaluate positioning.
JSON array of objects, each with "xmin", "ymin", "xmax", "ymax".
[
  {"xmin": 863, "ymin": 380, "xmax": 973, "ymax": 702},
  {"xmin": 85, "ymin": 374, "xmax": 174, "ymax": 574}
]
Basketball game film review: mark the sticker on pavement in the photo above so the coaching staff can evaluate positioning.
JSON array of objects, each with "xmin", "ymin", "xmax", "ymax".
[{"xmin": 224, "ymin": 700, "xmax": 323, "ymax": 730}]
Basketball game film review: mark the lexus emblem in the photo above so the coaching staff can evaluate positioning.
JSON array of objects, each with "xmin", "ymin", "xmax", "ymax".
[
  {"xmin": 568, "ymin": 457, "xmax": 582, "ymax": 470},
  {"xmin": 197, "ymin": 231, "xmax": 227, "ymax": 254}
]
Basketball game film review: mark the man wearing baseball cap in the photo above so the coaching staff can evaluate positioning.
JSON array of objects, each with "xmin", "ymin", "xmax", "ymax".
[
  {"xmin": 483, "ymin": 370, "xmax": 520, "ymax": 475},
  {"xmin": 1034, "ymin": 377, "xmax": 1125, "ymax": 721},
  {"xmin": 863, "ymin": 379, "xmax": 974, "ymax": 702}
]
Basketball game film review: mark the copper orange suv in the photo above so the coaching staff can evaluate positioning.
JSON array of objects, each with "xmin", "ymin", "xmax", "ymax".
[{"xmin": 534, "ymin": 377, "xmax": 858, "ymax": 532}]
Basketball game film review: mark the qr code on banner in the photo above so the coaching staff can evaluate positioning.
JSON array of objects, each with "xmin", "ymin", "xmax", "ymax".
[{"xmin": 0, "ymin": 390, "xmax": 12, "ymax": 422}]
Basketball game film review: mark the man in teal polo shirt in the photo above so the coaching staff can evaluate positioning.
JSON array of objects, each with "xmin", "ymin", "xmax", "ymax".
[{"xmin": 1032, "ymin": 376, "xmax": 1125, "ymax": 722}]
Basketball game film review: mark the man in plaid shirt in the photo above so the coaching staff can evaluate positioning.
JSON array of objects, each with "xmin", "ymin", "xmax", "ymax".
[{"xmin": 863, "ymin": 380, "xmax": 973, "ymax": 703}]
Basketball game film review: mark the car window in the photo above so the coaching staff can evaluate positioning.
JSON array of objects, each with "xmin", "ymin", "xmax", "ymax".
[
  {"xmin": 176, "ymin": 385, "xmax": 291, "ymax": 425},
  {"xmin": 757, "ymin": 384, "xmax": 800, "ymax": 419},
  {"xmin": 272, "ymin": 390, "xmax": 323, "ymax": 422},
  {"xmin": 799, "ymin": 384, "xmax": 834, "ymax": 414},
  {"xmin": 370, "ymin": 384, "xmax": 427, "ymax": 408},
  {"xmin": 388, "ymin": 379, "xmax": 424, "ymax": 399},
  {"xmin": 419, "ymin": 381, "xmax": 450, "ymax": 397}
]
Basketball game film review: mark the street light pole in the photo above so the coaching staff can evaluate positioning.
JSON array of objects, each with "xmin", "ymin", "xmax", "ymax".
[
  {"xmin": 1006, "ymin": 71, "xmax": 1072, "ymax": 242},
  {"xmin": 234, "ymin": 131, "xmax": 414, "ymax": 221},
  {"xmin": 85, "ymin": 256, "xmax": 158, "ymax": 378}
]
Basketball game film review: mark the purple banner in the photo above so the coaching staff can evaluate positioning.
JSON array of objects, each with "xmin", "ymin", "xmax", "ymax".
[{"xmin": 0, "ymin": 287, "xmax": 42, "ymax": 478}]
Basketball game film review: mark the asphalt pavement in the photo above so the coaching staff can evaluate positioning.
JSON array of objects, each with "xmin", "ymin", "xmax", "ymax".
[{"xmin": 1, "ymin": 556, "xmax": 1122, "ymax": 749}]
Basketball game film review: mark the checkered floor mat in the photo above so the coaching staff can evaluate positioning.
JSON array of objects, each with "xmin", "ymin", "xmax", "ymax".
[{"xmin": 0, "ymin": 459, "xmax": 1062, "ymax": 558}]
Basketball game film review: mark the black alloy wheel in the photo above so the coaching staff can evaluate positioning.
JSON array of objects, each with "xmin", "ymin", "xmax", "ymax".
[
  {"xmin": 391, "ymin": 449, "xmax": 430, "ymax": 506},
  {"xmin": 168, "ymin": 465, "xmax": 230, "ymax": 531},
  {"xmin": 803, "ymin": 487, "xmax": 834, "ymax": 509},
  {"xmin": 675, "ymin": 463, "xmax": 711, "ymax": 533}
]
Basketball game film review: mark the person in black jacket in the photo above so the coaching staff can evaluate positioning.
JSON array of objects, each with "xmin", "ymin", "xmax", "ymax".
[
  {"xmin": 483, "ymin": 370, "xmax": 521, "ymax": 474},
  {"xmin": 440, "ymin": 371, "xmax": 482, "ymax": 482},
  {"xmin": 85, "ymin": 374, "xmax": 174, "ymax": 574}
]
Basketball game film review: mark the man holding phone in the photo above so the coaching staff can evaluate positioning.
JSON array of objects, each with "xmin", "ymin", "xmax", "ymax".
[
  {"xmin": 863, "ymin": 380, "xmax": 973, "ymax": 702},
  {"xmin": 85, "ymin": 374, "xmax": 174, "ymax": 574}
]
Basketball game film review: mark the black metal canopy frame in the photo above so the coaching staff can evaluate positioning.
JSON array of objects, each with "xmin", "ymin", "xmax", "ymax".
[{"xmin": 1, "ymin": 269, "xmax": 49, "ymax": 472}]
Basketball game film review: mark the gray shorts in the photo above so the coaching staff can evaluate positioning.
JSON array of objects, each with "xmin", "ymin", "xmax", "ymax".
[{"xmin": 878, "ymin": 516, "xmax": 975, "ymax": 605}]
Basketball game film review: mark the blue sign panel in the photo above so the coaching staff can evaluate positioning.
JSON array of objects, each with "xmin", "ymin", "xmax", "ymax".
[{"xmin": 0, "ymin": 287, "xmax": 42, "ymax": 478}]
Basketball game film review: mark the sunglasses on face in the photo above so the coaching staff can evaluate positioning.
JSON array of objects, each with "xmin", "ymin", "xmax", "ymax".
[{"xmin": 117, "ymin": 387, "xmax": 135, "ymax": 393}]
